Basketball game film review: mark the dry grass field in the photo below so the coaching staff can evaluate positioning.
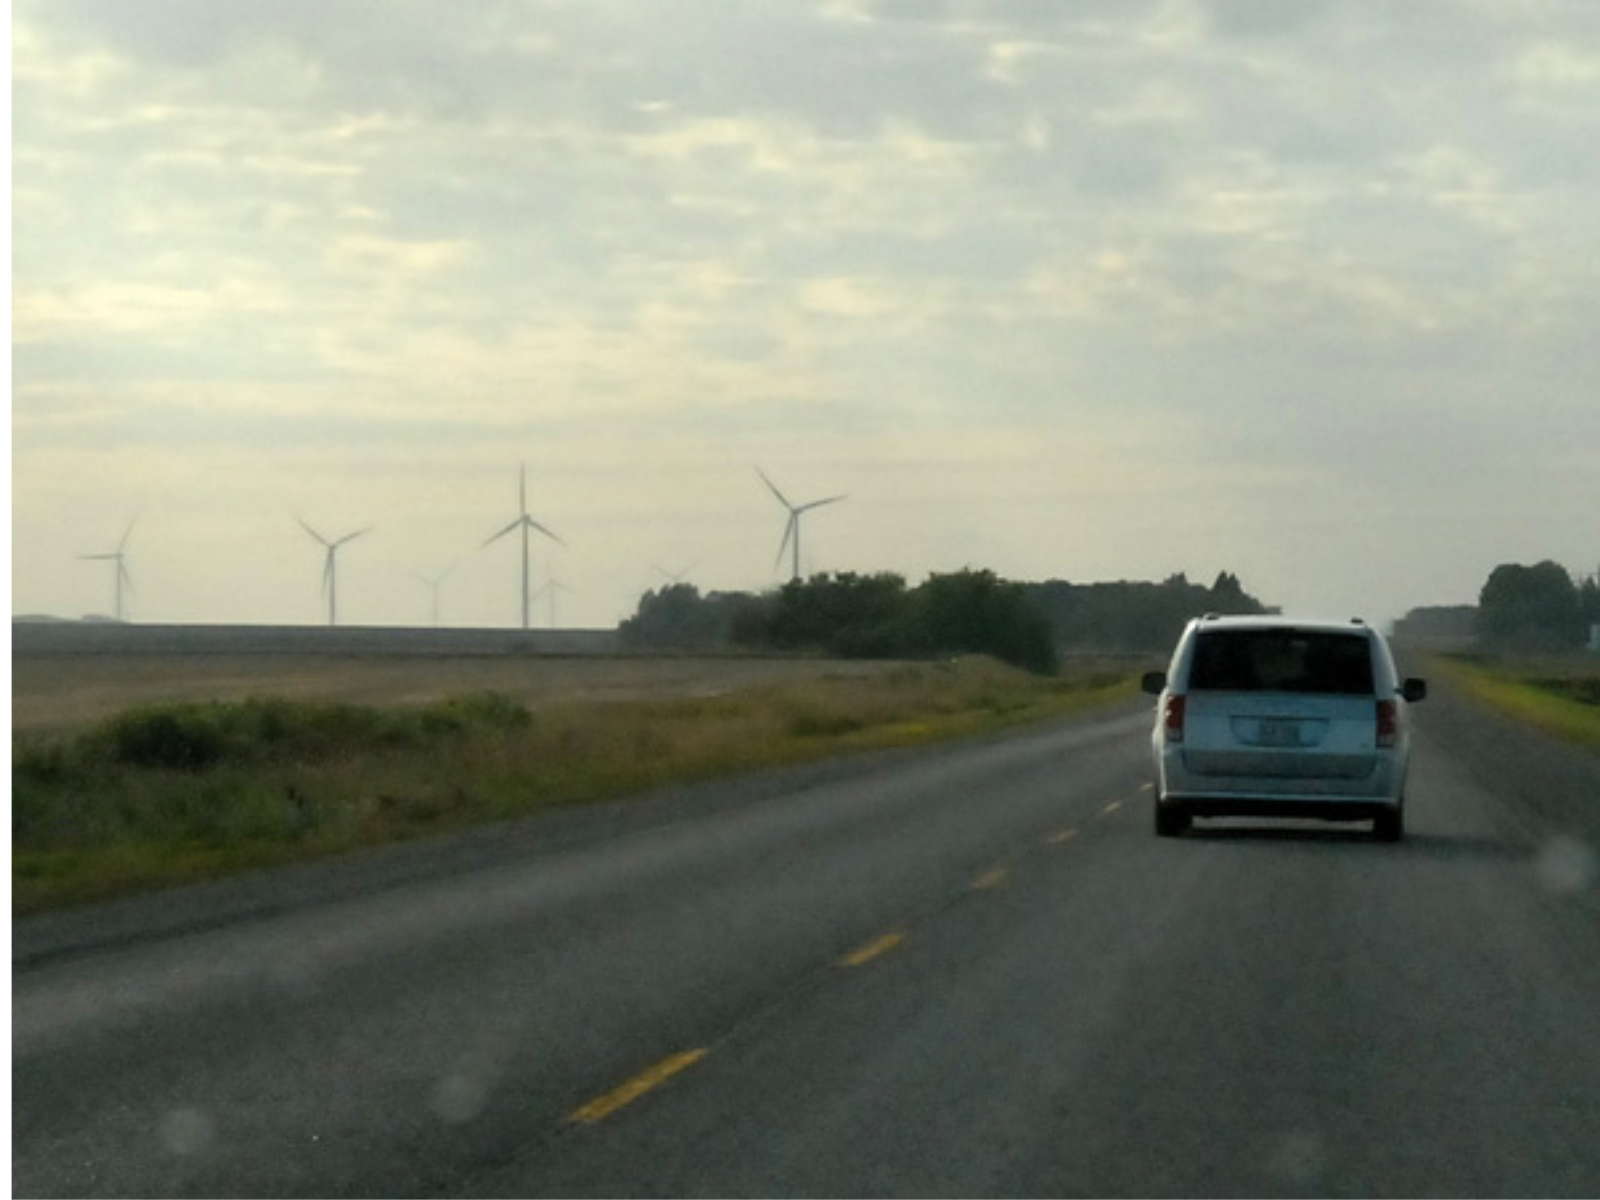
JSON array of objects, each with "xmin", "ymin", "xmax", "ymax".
[
  {"xmin": 12, "ymin": 646, "xmax": 1141, "ymax": 912},
  {"xmin": 11, "ymin": 652, "xmax": 904, "ymax": 736}
]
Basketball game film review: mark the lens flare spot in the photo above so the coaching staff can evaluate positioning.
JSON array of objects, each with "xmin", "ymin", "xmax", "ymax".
[
  {"xmin": 1534, "ymin": 836, "xmax": 1597, "ymax": 895},
  {"xmin": 160, "ymin": 1107, "xmax": 215, "ymax": 1157}
]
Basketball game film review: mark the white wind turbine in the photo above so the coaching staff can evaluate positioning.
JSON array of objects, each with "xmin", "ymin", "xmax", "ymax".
[
  {"xmin": 535, "ymin": 568, "xmax": 574, "ymax": 629},
  {"xmin": 484, "ymin": 465, "xmax": 565, "ymax": 630},
  {"xmin": 757, "ymin": 468, "xmax": 846, "ymax": 582},
  {"xmin": 416, "ymin": 565, "xmax": 455, "ymax": 628},
  {"xmin": 80, "ymin": 520, "xmax": 136, "ymax": 621},
  {"xmin": 652, "ymin": 560, "xmax": 700, "ymax": 585},
  {"xmin": 298, "ymin": 518, "xmax": 371, "ymax": 627}
]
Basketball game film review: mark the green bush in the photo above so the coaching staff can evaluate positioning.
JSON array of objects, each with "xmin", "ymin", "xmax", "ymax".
[
  {"xmin": 426, "ymin": 691, "xmax": 533, "ymax": 731},
  {"xmin": 107, "ymin": 708, "xmax": 226, "ymax": 769},
  {"xmin": 75, "ymin": 693, "xmax": 534, "ymax": 771}
]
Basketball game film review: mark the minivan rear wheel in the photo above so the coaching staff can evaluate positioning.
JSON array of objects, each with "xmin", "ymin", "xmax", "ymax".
[
  {"xmin": 1373, "ymin": 806, "xmax": 1404, "ymax": 842},
  {"xmin": 1155, "ymin": 801, "xmax": 1190, "ymax": 838}
]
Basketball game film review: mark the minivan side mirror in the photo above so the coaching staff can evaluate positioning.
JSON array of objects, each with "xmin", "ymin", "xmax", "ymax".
[
  {"xmin": 1141, "ymin": 671, "xmax": 1167, "ymax": 696},
  {"xmin": 1402, "ymin": 678, "xmax": 1428, "ymax": 703}
]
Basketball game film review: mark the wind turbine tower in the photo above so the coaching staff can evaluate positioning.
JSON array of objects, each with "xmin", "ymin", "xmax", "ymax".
[
  {"xmin": 758, "ymin": 468, "xmax": 846, "ymax": 582},
  {"xmin": 484, "ymin": 465, "xmax": 565, "ymax": 630},
  {"xmin": 80, "ymin": 520, "xmax": 136, "ymax": 621},
  {"xmin": 416, "ymin": 566, "xmax": 454, "ymax": 628},
  {"xmin": 536, "ymin": 569, "xmax": 574, "ymax": 629},
  {"xmin": 298, "ymin": 518, "xmax": 371, "ymax": 627}
]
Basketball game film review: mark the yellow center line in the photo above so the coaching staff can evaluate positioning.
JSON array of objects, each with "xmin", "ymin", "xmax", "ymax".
[
  {"xmin": 971, "ymin": 865, "xmax": 1010, "ymax": 891},
  {"xmin": 837, "ymin": 932, "xmax": 905, "ymax": 968},
  {"xmin": 566, "ymin": 1048, "xmax": 709, "ymax": 1125},
  {"xmin": 1046, "ymin": 828, "xmax": 1078, "ymax": 845},
  {"xmin": 1101, "ymin": 800, "xmax": 1122, "ymax": 816}
]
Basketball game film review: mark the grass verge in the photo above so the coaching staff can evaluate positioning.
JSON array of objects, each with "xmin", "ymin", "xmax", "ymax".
[
  {"xmin": 13, "ymin": 656, "xmax": 1139, "ymax": 914},
  {"xmin": 1429, "ymin": 653, "xmax": 1600, "ymax": 753}
]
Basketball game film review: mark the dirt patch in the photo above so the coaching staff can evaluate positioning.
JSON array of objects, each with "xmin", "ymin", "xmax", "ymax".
[{"xmin": 10, "ymin": 652, "xmax": 903, "ymax": 736}]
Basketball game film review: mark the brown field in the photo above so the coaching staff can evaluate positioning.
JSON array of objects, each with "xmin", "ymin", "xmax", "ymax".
[{"xmin": 10, "ymin": 652, "xmax": 907, "ymax": 736}]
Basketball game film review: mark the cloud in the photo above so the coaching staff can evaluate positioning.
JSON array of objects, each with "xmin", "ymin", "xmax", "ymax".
[{"xmin": 11, "ymin": 0, "xmax": 1599, "ymax": 628}]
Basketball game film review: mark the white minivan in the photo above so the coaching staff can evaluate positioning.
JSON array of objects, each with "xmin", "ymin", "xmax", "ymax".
[{"xmin": 1142, "ymin": 616, "xmax": 1427, "ymax": 840}]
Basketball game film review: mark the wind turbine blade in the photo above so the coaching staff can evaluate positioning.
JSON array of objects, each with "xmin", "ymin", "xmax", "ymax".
[
  {"xmin": 519, "ymin": 465, "xmax": 528, "ymax": 516},
  {"xmin": 297, "ymin": 517, "xmax": 331, "ymax": 546},
  {"xmin": 120, "ymin": 562, "xmax": 134, "ymax": 591},
  {"xmin": 333, "ymin": 526, "xmax": 372, "ymax": 548},
  {"xmin": 80, "ymin": 553, "xmax": 115, "ymax": 561},
  {"xmin": 756, "ymin": 468, "xmax": 794, "ymax": 511},
  {"xmin": 775, "ymin": 514, "xmax": 797, "ymax": 569},
  {"xmin": 526, "ymin": 518, "xmax": 565, "ymax": 546},
  {"xmin": 118, "ymin": 519, "xmax": 137, "ymax": 553},
  {"xmin": 798, "ymin": 494, "xmax": 847, "ymax": 513},
  {"xmin": 419, "ymin": 563, "xmax": 455, "ymax": 586},
  {"xmin": 483, "ymin": 519, "xmax": 521, "ymax": 547}
]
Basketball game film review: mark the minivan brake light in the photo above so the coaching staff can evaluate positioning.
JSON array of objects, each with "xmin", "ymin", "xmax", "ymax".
[
  {"xmin": 1376, "ymin": 700, "xmax": 1399, "ymax": 748},
  {"xmin": 1164, "ymin": 694, "xmax": 1187, "ymax": 743}
]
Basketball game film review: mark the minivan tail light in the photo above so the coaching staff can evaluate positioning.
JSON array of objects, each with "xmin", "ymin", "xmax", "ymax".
[
  {"xmin": 1376, "ymin": 700, "xmax": 1399, "ymax": 748},
  {"xmin": 1164, "ymin": 695, "xmax": 1187, "ymax": 743}
]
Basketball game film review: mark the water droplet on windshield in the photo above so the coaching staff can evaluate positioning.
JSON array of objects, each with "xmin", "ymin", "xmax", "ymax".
[
  {"xmin": 1267, "ymin": 1130, "xmax": 1326, "ymax": 1186},
  {"xmin": 160, "ymin": 1107, "xmax": 215, "ymax": 1157},
  {"xmin": 430, "ymin": 1032, "xmax": 517, "ymax": 1124},
  {"xmin": 1534, "ymin": 836, "xmax": 1596, "ymax": 895},
  {"xmin": 431, "ymin": 1053, "xmax": 502, "ymax": 1124}
]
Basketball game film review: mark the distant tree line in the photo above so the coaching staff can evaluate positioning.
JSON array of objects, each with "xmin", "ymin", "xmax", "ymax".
[
  {"xmin": 1393, "ymin": 560, "xmax": 1599, "ymax": 651},
  {"xmin": 1024, "ymin": 571, "xmax": 1271, "ymax": 654},
  {"xmin": 1476, "ymin": 560, "xmax": 1599, "ymax": 651},
  {"xmin": 1391, "ymin": 604, "xmax": 1477, "ymax": 647},
  {"xmin": 619, "ymin": 568, "xmax": 1273, "ymax": 674}
]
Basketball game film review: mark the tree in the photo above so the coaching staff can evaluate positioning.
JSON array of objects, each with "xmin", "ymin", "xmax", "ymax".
[
  {"xmin": 915, "ymin": 569, "xmax": 1059, "ymax": 674},
  {"xmin": 1477, "ymin": 561, "xmax": 1584, "ymax": 649},
  {"xmin": 1023, "ymin": 572, "xmax": 1272, "ymax": 652},
  {"xmin": 765, "ymin": 572, "xmax": 914, "ymax": 658},
  {"xmin": 1212, "ymin": 571, "xmax": 1246, "ymax": 603},
  {"xmin": 619, "ymin": 584, "xmax": 759, "ymax": 649},
  {"xmin": 1581, "ymin": 567, "xmax": 1600, "ymax": 631}
]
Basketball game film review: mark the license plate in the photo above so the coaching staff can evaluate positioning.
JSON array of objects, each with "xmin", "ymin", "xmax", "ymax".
[{"xmin": 1255, "ymin": 718, "xmax": 1304, "ymax": 747}]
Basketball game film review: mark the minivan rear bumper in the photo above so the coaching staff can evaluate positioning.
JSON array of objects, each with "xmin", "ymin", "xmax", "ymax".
[
  {"xmin": 1155, "ymin": 795, "xmax": 1400, "ymax": 823},
  {"xmin": 1156, "ymin": 746, "xmax": 1407, "ymax": 810}
]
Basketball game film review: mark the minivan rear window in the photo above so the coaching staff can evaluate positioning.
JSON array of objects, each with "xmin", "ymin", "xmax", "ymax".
[{"xmin": 1188, "ymin": 630, "xmax": 1374, "ymax": 695}]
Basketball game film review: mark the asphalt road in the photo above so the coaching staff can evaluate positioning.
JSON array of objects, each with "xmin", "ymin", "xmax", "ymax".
[{"xmin": 13, "ymin": 684, "xmax": 1600, "ymax": 1198}]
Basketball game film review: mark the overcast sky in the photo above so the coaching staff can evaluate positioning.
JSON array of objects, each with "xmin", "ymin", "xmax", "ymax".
[{"xmin": 12, "ymin": 0, "xmax": 1599, "ymax": 631}]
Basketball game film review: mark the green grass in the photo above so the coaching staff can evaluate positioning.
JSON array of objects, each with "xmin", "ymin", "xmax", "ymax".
[
  {"xmin": 12, "ymin": 656, "xmax": 1140, "ymax": 914},
  {"xmin": 1431, "ymin": 653, "xmax": 1600, "ymax": 752}
]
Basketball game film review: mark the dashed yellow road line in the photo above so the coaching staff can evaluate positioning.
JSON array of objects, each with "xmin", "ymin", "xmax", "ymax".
[
  {"xmin": 970, "ymin": 865, "xmax": 1011, "ymax": 891},
  {"xmin": 837, "ymin": 932, "xmax": 905, "ymax": 968},
  {"xmin": 566, "ymin": 1048, "xmax": 709, "ymax": 1125},
  {"xmin": 1046, "ymin": 828, "xmax": 1078, "ymax": 846},
  {"xmin": 1101, "ymin": 800, "xmax": 1122, "ymax": 816}
]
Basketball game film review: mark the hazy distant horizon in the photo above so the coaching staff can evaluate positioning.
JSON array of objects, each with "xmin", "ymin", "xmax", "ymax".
[{"xmin": 13, "ymin": 2, "xmax": 1597, "ymax": 631}]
